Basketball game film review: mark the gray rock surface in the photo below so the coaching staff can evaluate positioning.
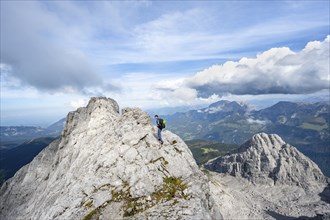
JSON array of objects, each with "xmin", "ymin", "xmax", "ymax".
[
  {"xmin": 205, "ymin": 133, "xmax": 330, "ymax": 219},
  {"xmin": 2, "ymin": 99, "xmax": 329, "ymax": 220},
  {"xmin": 205, "ymin": 133, "xmax": 327, "ymax": 187},
  {"xmin": 0, "ymin": 97, "xmax": 221, "ymax": 220},
  {"xmin": 208, "ymin": 172, "xmax": 330, "ymax": 220}
]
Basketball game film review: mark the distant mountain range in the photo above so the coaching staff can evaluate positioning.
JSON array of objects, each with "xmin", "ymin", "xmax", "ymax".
[
  {"xmin": 0, "ymin": 118, "xmax": 65, "ymax": 184},
  {"xmin": 165, "ymin": 100, "xmax": 330, "ymax": 176},
  {"xmin": 0, "ymin": 118, "xmax": 65, "ymax": 149},
  {"xmin": 1, "ymin": 98, "xmax": 329, "ymax": 219},
  {"xmin": 1, "ymin": 100, "xmax": 329, "ymax": 181}
]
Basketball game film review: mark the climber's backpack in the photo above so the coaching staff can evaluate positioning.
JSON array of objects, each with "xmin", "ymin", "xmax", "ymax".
[{"xmin": 159, "ymin": 118, "xmax": 166, "ymax": 128}]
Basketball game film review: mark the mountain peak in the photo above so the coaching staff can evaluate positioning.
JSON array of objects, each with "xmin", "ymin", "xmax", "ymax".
[
  {"xmin": 208, "ymin": 100, "xmax": 246, "ymax": 109},
  {"xmin": 0, "ymin": 97, "xmax": 221, "ymax": 220},
  {"xmin": 203, "ymin": 100, "xmax": 248, "ymax": 114},
  {"xmin": 205, "ymin": 133, "xmax": 328, "ymax": 187},
  {"xmin": 247, "ymin": 132, "xmax": 285, "ymax": 151}
]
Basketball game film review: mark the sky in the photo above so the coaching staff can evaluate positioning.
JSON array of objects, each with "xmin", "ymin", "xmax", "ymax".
[{"xmin": 1, "ymin": 0, "xmax": 329, "ymax": 126}]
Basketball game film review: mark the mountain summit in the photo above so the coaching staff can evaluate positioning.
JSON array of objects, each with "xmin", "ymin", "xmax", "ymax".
[
  {"xmin": 206, "ymin": 133, "xmax": 330, "ymax": 219},
  {"xmin": 205, "ymin": 133, "xmax": 327, "ymax": 187},
  {"xmin": 0, "ymin": 97, "xmax": 220, "ymax": 220},
  {"xmin": 1, "ymin": 98, "xmax": 329, "ymax": 219}
]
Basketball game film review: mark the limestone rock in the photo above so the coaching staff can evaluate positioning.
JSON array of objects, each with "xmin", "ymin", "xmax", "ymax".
[
  {"xmin": 205, "ymin": 133, "xmax": 330, "ymax": 219},
  {"xmin": 205, "ymin": 133, "xmax": 327, "ymax": 187},
  {"xmin": 208, "ymin": 172, "xmax": 330, "ymax": 220},
  {"xmin": 0, "ymin": 97, "xmax": 221, "ymax": 220}
]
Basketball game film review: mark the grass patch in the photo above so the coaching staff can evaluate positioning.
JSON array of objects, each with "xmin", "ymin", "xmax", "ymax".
[
  {"xmin": 109, "ymin": 176, "xmax": 189, "ymax": 217},
  {"xmin": 201, "ymin": 148, "xmax": 219, "ymax": 154},
  {"xmin": 186, "ymin": 139, "xmax": 239, "ymax": 165},
  {"xmin": 84, "ymin": 200, "xmax": 93, "ymax": 209},
  {"xmin": 82, "ymin": 165, "xmax": 190, "ymax": 218},
  {"xmin": 201, "ymin": 168, "xmax": 210, "ymax": 175},
  {"xmin": 162, "ymin": 176, "xmax": 189, "ymax": 200},
  {"xmin": 174, "ymin": 146, "xmax": 183, "ymax": 154},
  {"xmin": 150, "ymin": 157, "xmax": 169, "ymax": 165},
  {"xmin": 82, "ymin": 206, "xmax": 101, "ymax": 220},
  {"xmin": 222, "ymin": 123, "xmax": 240, "ymax": 129},
  {"xmin": 82, "ymin": 161, "xmax": 188, "ymax": 219},
  {"xmin": 300, "ymin": 122, "xmax": 328, "ymax": 131}
]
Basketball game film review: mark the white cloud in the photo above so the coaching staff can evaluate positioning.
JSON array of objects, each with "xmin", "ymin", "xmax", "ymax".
[
  {"xmin": 0, "ymin": 1, "xmax": 105, "ymax": 92},
  {"xmin": 69, "ymin": 99, "xmax": 87, "ymax": 110},
  {"xmin": 183, "ymin": 36, "xmax": 329, "ymax": 97},
  {"xmin": 172, "ymin": 87, "xmax": 198, "ymax": 102},
  {"xmin": 153, "ymin": 36, "xmax": 329, "ymax": 107},
  {"xmin": 1, "ymin": 1, "xmax": 330, "ymax": 126},
  {"xmin": 153, "ymin": 78, "xmax": 186, "ymax": 91},
  {"xmin": 246, "ymin": 118, "xmax": 269, "ymax": 125},
  {"xmin": 122, "ymin": 2, "xmax": 330, "ymax": 64}
]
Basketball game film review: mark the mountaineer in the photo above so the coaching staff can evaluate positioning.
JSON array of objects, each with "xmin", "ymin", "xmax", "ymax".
[{"xmin": 154, "ymin": 115, "xmax": 166, "ymax": 144}]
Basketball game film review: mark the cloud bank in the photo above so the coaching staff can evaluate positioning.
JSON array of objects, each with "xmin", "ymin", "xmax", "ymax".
[
  {"xmin": 1, "ymin": 1, "xmax": 329, "ymax": 114},
  {"xmin": 0, "ymin": 1, "xmax": 119, "ymax": 94},
  {"xmin": 183, "ymin": 36, "xmax": 329, "ymax": 98}
]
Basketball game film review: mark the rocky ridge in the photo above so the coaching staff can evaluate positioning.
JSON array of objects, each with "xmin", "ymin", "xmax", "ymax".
[
  {"xmin": 165, "ymin": 101, "xmax": 330, "ymax": 177},
  {"xmin": 205, "ymin": 133, "xmax": 330, "ymax": 219},
  {"xmin": 205, "ymin": 133, "xmax": 327, "ymax": 187},
  {"xmin": 0, "ymin": 97, "xmax": 221, "ymax": 220},
  {"xmin": 1, "ymin": 97, "xmax": 329, "ymax": 220}
]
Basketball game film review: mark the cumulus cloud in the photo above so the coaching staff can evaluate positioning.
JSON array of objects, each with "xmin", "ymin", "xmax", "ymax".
[
  {"xmin": 184, "ymin": 36, "xmax": 330, "ymax": 98},
  {"xmin": 172, "ymin": 87, "xmax": 198, "ymax": 102},
  {"xmin": 150, "ymin": 74, "xmax": 221, "ymax": 106},
  {"xmin": 246, "ymin": 118, "xmax": 269, "ymax": 125},
  {"xmin": 69, "ymin": 98, "xmax": 87, "ymax": 110},
  {"xmin": 0, "ymin": 1, "xmax": 118, "ymax": 93}
]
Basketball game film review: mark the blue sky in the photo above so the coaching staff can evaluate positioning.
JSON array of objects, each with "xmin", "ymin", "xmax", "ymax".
[{"xmin": 1, "ymin": 0, "xmax": 329, "ymax": 126}]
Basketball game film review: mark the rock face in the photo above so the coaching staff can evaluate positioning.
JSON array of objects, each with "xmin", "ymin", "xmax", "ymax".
[
  {"xmin": 205, "ymin": 133, "xmax": 330, "ymax": 219},
  {"xmin": 205, "ymin": 133, "xmax": 327, "ymax": 187},
  {"xmin": 0, "ymin": 97, "xmax": 221, "ymax": 220}
]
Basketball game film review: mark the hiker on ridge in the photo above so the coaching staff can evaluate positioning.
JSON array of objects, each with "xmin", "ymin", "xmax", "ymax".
[{"xmin": 154, "ymin": 115, "xmax": 164, "ymax": 144}]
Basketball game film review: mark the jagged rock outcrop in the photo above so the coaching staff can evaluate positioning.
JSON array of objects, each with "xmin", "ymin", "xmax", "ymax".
[
  {"xmin": 0, "ymin": 97, "xmax": 221, "ymax": 220},
  {"xmin": 205, "ymin": 133, "xmax": 327, "ymax": 187},
  {"xmin": 205, "ymin": 133, "xmax": 330, "ymax": 219}
]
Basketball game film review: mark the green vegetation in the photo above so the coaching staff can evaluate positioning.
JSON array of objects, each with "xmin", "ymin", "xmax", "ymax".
[
  {"xmin": 82, "ymin": 176, "xmax": 189, "ymax": 219},
  {"xmin": 82, "ymin": 206, "xmax": 102, "ymax": 220},
  {"xmin": 161, "ymin": 176, "xmax": 188, "ymax": 200},
  {"xmin": 201, "ymin": 148, "xmax": 219, "ymax": 154},
  {"xmin": 167, "ymin": 101, "xmax": 330, "ymax": 176},
  {"xmin": 84, "ymin": 200, "xmax": 93, "ymax": 209},
  {"xmin": 300, "ymin": 122, "xmax": 328, "ymax": 131},
  {"xmin": 82, "ymin": 157, "xmax": 190, "ymax": 219},
  {"xmin": 150, "ymin": 157, "xmax": 169, "ymax": 165},
  {"xmin": 223, "ymin": 123, "xmax": 240, "ymax": 128},
  {"xmin": 173, "ymin": 146, "xmax": 183, "ymax": 154},
  {"xmin": 186, "ymin": 139, "xmax": 239, "ymax": 165}
]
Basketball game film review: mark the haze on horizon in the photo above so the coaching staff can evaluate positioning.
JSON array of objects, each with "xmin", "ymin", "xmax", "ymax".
[{"xmin": 0, "ymin": 1, "xmax": 329, "ymax": 126}]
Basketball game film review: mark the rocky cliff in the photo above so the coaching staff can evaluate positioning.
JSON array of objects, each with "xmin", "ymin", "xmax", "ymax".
[
  {"xmin": 205, "ymin": 133, "xmax": 327, "ymax": 187},
  {"xmin": 0, "ymin": 97, "xmax": 221, "ymax": 220},
  {"xmin": 205, "ymin": 133, "xmax": 330, "ymax": 219},
  {"xmin": 2, "ymin": 98, "xmax": 329, "ymax": 220}
]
